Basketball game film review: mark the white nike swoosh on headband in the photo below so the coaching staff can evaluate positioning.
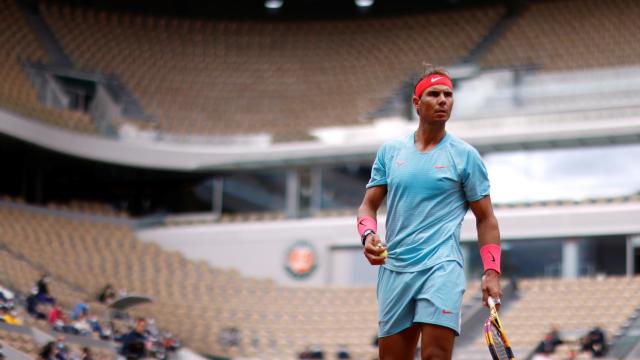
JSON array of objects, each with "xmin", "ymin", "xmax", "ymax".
[{"xmin": 431, "ymin": 76, "xmax": 444, "ymax": 82}]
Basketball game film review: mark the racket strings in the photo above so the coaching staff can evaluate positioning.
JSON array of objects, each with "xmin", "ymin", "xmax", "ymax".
[{"xmin": 490, "ymin": 323, "xmax": 510, "ymax": 360}]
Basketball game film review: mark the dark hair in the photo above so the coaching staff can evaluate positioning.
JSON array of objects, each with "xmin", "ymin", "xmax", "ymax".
[
  {"xmin": 414, "ymin": 63, "xmax": 451, "ymax": 90},
  {"xmin": 39, "ymin": 341, "xmax": 56, "ymax": 359}
]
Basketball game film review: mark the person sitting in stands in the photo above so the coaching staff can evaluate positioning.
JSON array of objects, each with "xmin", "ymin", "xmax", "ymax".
[
  {"xmin": 581, "ymin": 326, "xmax": 608, "ymax": 357},
  {"xmin": 119, "ymin": 318, "xmax": 148, "ymax": 359},
  {"xmin": 38, "ymin": 341, "xmax": 58, "ymax": 360},
  {"xmin": 54, "ymin": 337, "xmax": 70, "ymax": 360},
  {"xmin": 48, "ymin": 303, "xmax": 77, "ymax": 335},
  {"xmin": 534, "ymin": 325, "xmax": 563, "ymax": 355},
  {"xmin": 47, "ymin": 302, "xmax": 65, "ymax": 326},
  {"xmin": 35, "ymin": 274, "xmax": 55, "ymax": 305},
  {"xmin": 97, "ymin": 284, "xmax": 116, "ymax": 304},
  {"xmin": 71, "ymin": 302, "xmax": 88, "ymax": 321},
  {"xmin": 26, "ymin": 291, "xmax": 47, "ymax": 319},
  {"xmin": 79, "ymin": 347, "xmax": 93, "ymax": 360},
  {"xmin": 72, "ymin": 313, "xmax": 92, "ymax": 336},
  {"xmin": 87, "ymin": 314, "xmax": 109, "ymax": 339}
]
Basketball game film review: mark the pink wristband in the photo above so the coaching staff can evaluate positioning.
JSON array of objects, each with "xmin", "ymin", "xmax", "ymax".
[
  {"xmin": 480, "ymin": 244, "xmax": 501, "ymax": 274},
  {"xmin": 357, "ymin": 216, "xmax": 377, "ymax": 236}
]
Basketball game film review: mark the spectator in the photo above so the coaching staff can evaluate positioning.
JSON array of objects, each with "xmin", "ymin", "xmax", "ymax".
[
  {"xmin": 38, "ymin": 341, "xmax": 57, "ymax": 360},
  {"xmin": 26, "ymin": 292, "xmax": 47, "ymax": 319},
  {"xmin": 36, "ymin": 274, "xmax": 54, "ymax": 304},
  {"xmin": 119, "ymin": 318, "xmax": 148, "ymax": 359},
  {"xmin": 336, "ymin": 344, "xmax": 351, "ymax": 359},
  {"xmin": 72, "ymin": 313, "xmax": 92, "ymax": 336},
  {"xmin": 47, "ymin": 303, "xmax": 78, "ymax": 335},
  {"xmin": 71, "ymin": 302, "xmax": 88, "ymax": 321},
  {"xmin": 97, "ymin": 284, "xmax": 116, "ymax": 304},
  {"xmin": 147, "ymin": 318, "xmax": 159, "ymax": 337},
  {"xmin": 47, "ymin": 303, "xmax": 65, "ymax": 326},
  {"xmin": 534, "ymin": 326, "xmax": 563, "ymax": 355},
  {"xmin": 582, "ymin": 326, "xmax": 608, "ymax": 357},
  {"xmin": 54, "ymin": 337, "xmax": 70, "ymax": 360},
  {"xmin": 87, "ymin": 315, "xmax": 109, "ymax": 339},
  {"xmin": 80, "ymin": 347, "xmax": 93, "ymax": 360}
]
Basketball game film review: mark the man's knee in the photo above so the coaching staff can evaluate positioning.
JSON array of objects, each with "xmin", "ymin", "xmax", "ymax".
[{"xmin": 421, "ymin": 345, "xmax": 452, "ymax": 360}]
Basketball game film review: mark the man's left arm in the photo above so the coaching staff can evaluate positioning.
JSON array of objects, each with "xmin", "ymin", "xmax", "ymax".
[{"xmin": 469, "ymin": 195, "xmax": 503, "ymax": 308}]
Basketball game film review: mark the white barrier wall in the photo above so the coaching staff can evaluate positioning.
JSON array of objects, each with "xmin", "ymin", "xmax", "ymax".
[{"xmin": 136, "ymin": 202, "xmax": 640, "ymax": 287}]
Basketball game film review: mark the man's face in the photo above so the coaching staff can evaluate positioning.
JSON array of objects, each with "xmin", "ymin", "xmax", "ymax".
[
  {"xmin": 413, "ymin": 84, "xmax": 454, "ymax": 123},
  {"xmin": 136, "ymin": 320, "xmax": 146, "ymax": 333}
]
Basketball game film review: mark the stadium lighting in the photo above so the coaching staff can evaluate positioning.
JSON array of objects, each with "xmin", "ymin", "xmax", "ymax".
[
  {"xmin": 355, "ymin": 0, "xmax": 374, "ymax": 7},
  {"xmin": 264, "ymin": 0, "xmax": 283, "ymax": 9}
]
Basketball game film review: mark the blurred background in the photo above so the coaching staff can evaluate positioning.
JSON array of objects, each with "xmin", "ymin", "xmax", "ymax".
[{"xmin": 1, "ymin": 0, "xmax": 640, "ymax": 359}]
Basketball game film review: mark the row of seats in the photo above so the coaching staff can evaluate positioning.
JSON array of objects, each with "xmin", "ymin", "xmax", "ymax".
[
  {"xmin": 0, "ymin": 202, "xmax": 490, "ymax": 359},
  {"xmin": 468, "ymin": 276, "xmax": 640, "ymax": 353},
  {"xmin": 0, "ymin": 204, "xmax": 355, "ymax": 358},
  {"xmin": 0, "ymin": 0, "xmax": 95, "ymax": 134},
  {"xmin": 0, "ymin": 325, "xmax": 114, "ymax": 360},
  {"xmin": 0, "ymin": 327, "xmax": 38, "ymax": 358},
  {"xmin": 4, "ymin": 199, "xmax": 640, "ymax": 358},
  {"xmin": 482, "ymin": 0, "xmax": 640, "ymax": 71},
  {"xmin": 41, "ymin": 2, "xmax": 503, "ymax": 141}
]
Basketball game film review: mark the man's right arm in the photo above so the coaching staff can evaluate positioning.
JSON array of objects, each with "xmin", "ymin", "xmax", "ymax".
[{"xmin": 358, "ymin": 185, "xmax": 388, "ymax": 265}]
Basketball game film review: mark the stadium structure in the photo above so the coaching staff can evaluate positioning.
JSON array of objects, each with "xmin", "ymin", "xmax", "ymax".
[{"xmin": 1, "ymin": 0, "xmax": 640, "ymax": 359}]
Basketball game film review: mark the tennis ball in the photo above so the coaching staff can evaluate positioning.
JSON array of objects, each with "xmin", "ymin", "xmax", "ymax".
[{"xmin": 377, "ymin": 243, "xmax": 388, "ymax": 258}]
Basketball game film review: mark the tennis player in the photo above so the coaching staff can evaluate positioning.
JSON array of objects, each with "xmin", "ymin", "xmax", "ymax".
[{"xmin": 357, "ymin": 66, "xmax": 502, "ymax": 360}]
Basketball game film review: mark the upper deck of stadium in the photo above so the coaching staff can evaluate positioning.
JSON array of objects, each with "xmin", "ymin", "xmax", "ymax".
[{"xmin": 1, "ymin": 0, "xmax": 640, "ymax": 170}]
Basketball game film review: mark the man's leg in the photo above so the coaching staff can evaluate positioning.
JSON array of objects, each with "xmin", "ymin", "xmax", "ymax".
[
  {"xmin": 379, "ymin": 323, "xmax": 421, "ymax": 360},
  {"xmin": 420, "ymin": 323, "xmax": 455, "ymax": 360}
]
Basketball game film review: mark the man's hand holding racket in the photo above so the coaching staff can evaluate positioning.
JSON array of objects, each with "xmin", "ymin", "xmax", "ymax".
[
  {"xmin": 482, "ymin": 269, "xmax": 502, "ymax": 309},
  {"xmin": 363, "ymin": 234, "xmax": 387, "ymax": 265}
]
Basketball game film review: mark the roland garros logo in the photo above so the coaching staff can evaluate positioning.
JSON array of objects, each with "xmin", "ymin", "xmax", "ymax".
[{"xmin": 285, "ymin": 241, "xmax": 317, "ymax": 279}]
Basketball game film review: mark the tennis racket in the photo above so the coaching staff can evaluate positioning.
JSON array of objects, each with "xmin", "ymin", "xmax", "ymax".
[{"xmin": 484, "ymin": 297, "xmax": 516, "ymax": 360}]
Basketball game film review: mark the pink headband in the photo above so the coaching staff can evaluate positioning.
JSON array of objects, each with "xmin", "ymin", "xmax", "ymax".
[{"xmin": 414, "ymin": 74, "xmax": 453, "ymax": 98}]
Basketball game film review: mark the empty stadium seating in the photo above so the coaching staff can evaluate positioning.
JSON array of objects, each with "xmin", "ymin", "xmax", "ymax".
[
  {"xmin": 0, "ymin": 0, "xmax": 96, "ymax": 133},
  {"xmin": 0, "ymin": 203, "xmax": 375, "ymax": 358},
  {"xmin": 41, "ymin": 3, "xmax": 503, "ymax": 141},
  {"xmin": 3, "ymin": 199, "xmax": 640, "ymax": 358},
  {"xmin": 482, "ymin": 0, "xmax": 640, "ymax": 71},
  {"xmin": 0, "ymin": 324, "xmax": 114, "ymax": 360},
  {"xmin": 461, "ymin": 276, "xmax": 640, "ymax": 359},
  {"xmin": 0, "ymin": 326, "xmax": 38, "ymax": 358}
]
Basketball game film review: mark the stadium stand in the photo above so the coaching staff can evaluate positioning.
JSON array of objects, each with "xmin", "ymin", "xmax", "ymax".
[
  {"xmin": 46, "ymin": 199, "xmax": 127, "ymax": 217},
  {"xmin": 3, "ymin": 198, "xmax": 640, "ymax": 359},
  {"xmin": 0, "ymin": 202, "xmax": 366, "ymax": 357},
  {"xmin": 41, "ymin": 3, "xmax": 503, "ymax": 141},
  {"xmin": 481, "ymin": 0, "xmax": 640, "ymax": 71},
  {"xmin": 0, "ymin": 200, "xmax": 496, "ymax": 359},
  {"xmin": 0, "ymin": 326, "xmax": 38, "ymax": 358},
  {"xmin": 463, "ymin": 276, "xmax": 640, "ymax": 359},
  {"xmin": 0, "ymin": 0, "xmax": 96, "ymax": 133}
]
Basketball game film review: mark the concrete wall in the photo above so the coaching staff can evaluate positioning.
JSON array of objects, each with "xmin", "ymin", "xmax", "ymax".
[{"xmin": 136, "ymin": 201, "xmax": 640, "ymax": 287}]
